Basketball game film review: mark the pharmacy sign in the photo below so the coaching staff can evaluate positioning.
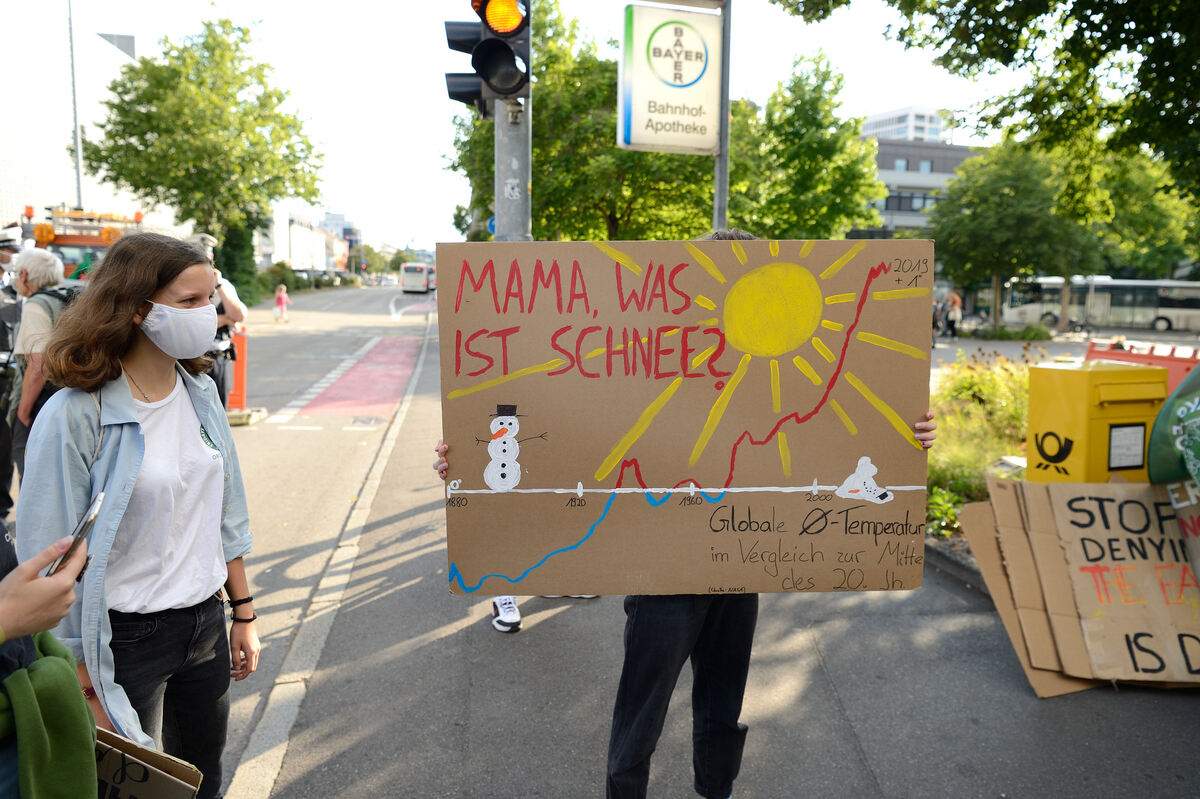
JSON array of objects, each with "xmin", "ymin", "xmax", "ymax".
[{"xmin": 618, "ymin": 3, "xmax": 723, "ymax": 154}]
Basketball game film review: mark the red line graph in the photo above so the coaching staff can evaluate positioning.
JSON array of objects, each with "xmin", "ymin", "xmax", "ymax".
[{"xmin": 614, "ymin": 261, "xmax": 892, "ymax": 492}]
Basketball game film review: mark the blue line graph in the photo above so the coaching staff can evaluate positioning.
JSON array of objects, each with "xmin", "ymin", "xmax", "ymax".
[{"xmin": 448, "ymin": 488, "xmax": 727, "ymax": 594}]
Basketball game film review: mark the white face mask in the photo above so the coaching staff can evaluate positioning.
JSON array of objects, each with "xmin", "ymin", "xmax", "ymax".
[{"xmin": 140, "ymin": 301, "xmax": 217, "ymax": 359}]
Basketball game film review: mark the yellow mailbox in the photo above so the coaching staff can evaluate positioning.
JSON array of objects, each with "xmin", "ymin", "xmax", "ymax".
[{"xmin": 1027, "ymin": 360, "xmax": 1168, "ymax": 483}]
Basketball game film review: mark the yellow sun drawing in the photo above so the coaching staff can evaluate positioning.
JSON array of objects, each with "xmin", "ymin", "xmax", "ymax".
[{"xmin": 592, "ymin": 239, "xmax": 930, "ymax": 481}]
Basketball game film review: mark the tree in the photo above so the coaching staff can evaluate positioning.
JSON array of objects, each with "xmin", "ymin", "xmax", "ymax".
[
  {"xmin": 1098, "ymin": 151, "xmax": 1199, "ymax": 279},
  {"xmin": 80, "ymin": 19, "xmax": 321, "ymax": 298},
  {"xmin": 768, "ymin": 1, "xmax": 1200, "ymax": 200},
  {"xmin": 387, "ymin": 250, "xmax": 419, "ymax": 272},
  {"xmin": 744, "ymin": 56, "xmax": 884, "ymax": 238},
  {"xmin": 349, "ymin": 245, "xmax": 387, "ymax": 274},
  {"xmin": 925, "ymin": 140, "xmax": 1102, "ymax": 329}
]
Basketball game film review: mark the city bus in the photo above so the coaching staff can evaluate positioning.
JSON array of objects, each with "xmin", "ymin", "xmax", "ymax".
[
  {"xmin": 400, "ymin": 262, "xmax": 433, "ymax": 293},
  {"xmin": 1001, "ymin": 276, "xmax": 1200, "ymax": 331}
]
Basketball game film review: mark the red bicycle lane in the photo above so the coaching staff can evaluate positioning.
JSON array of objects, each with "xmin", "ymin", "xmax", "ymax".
[{"xmin": 298, "ymin": 335, "xmax": 422, "ymax": 418}]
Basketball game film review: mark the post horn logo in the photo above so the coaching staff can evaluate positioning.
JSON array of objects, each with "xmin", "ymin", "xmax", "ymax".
[{"xmin": 1034, "ymin": 431, "xmax": 1073, "ymax": 474}]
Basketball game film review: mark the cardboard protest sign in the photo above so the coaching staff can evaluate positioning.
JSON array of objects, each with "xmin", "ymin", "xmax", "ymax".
[
  {"xmin": 958, "ymin": 501, "xmax": 1100, "ymax": 697},
  {"xmin": 96, "ymin": 727, "xmax": 202, "ymax": 798},
  {"xmin": 1044, "ymin": 481, "xmax": 1200, "ymax": 681},
  {"xmin": 986, "ymin": 478, "xmax": 1062, "ymax": 672},
  {"xmin": 437, "ymin": 239, "xmax": 933, "ymax": 595}
]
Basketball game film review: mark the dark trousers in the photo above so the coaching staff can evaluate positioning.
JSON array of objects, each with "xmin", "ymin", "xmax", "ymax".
[
  {"xmin": 109, "ymin": 595, "xmax": 231, "ymax": 799},
  {"xmin": 607, "ymin": 593, "xmax": 758, "ymax": 799},
  {"xmin": 0, "ymin": 413, "xmax": 12, "ymax": 515},
  {"xmin": 206, "ymin": 354, "xmax": 231, "ymax": 408}
]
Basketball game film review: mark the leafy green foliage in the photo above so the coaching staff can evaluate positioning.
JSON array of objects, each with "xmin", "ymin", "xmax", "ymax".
[
  {"xmin": 926, "ymin": 140, "xmax": 1102, "ymax": 297},
  {"xmin": 348, "ymin": 245, "xmax": 388, "ymax": 274},
  {"xmin": 214, "ymin": 224, "xmax": 260, "ymax": 305},
  {"xmin": 926, "ymin": 349, "xmax": 1035, "ymax": 532},
  {"xmin": 741, "ymin": 57, "xmax": 884, "ymax": 238},
  {"xmin": 970, "ymin": 325, "xmax": 1052, "ymax": 342},
  {"xmin": 80, "ymin": 19, "xmax": 321, "ymax": 298},
  {"xmin": 768, "ymin": 1, "xmax": 1200, "ymax": 201},
  {"xmin": 926, "ymin": 486, "xmax": 963, "ymax": 538},
  {"xmin": 1099, "ymin": 151, "xmax": 1199, "ymax": 279},
  {"xmin": 387, "ymin": 250, "xmax": 420, "ymax": 272}
]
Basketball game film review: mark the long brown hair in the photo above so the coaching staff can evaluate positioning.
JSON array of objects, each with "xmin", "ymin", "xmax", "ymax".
[{"xmin": 44, "ymin": 232, "xmax": 214, "ymax": 391}]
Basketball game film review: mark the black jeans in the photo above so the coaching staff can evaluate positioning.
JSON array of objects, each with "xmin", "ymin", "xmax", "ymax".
[
  {"xmin": 206, "ymin": 354, "xmax": 231, "ymax": 409},
  {"xmin": 109, "ymin": 595, "xmax": 230, "ymax": 799},
  {"xmin": 607, "ymin": 593, "xmax": 758, "ymax": 799}
]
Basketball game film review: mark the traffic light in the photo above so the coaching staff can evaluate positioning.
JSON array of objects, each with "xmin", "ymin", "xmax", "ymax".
[{"xmin": 445, "ymin": 0, "xmax": 531, "ymax": 115}]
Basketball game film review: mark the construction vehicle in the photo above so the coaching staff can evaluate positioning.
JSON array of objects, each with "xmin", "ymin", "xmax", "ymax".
[{"xmin": 20, "ymin": 204, "xmax": 143, "ymax": 278}]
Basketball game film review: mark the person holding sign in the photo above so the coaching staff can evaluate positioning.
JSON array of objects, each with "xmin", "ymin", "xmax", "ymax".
[
  {"xmin": 601, "ymin": 230, "xmax": 939, "ymax": 799},
  {"xmin": 16, "ymin": 232, "xmax": 259, "ymax": 799}
]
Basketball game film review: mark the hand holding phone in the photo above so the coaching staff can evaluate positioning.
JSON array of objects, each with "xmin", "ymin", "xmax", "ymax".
[
  {"xmin": 0, "ymin": 536, "xmax": 88, "ymax": 638},
  {"xmin": 45, "ymin": 492, "xmax": 104, "ymax": 579}
]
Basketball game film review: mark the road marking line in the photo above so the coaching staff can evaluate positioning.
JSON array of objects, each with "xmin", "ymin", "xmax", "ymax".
[
  {"xmin": 265, "ymin": 337, "xmax": 380, "ymax": 423},
  {"xmin": 227, "ymin": 314, "xmax": 432, "ymax": 799},
  {"xmin": 277, "ymin": 426, "xmax": 324, "ymax": 431}
]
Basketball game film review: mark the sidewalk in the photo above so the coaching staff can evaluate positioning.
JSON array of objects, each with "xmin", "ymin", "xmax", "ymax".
[{"xmin": 237, "ymin": 329, "xmax": 1199, "ymax": 799}]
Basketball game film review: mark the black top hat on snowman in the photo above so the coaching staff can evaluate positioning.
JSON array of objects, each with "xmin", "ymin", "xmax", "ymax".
[{"xmin": 490, "ymin": 404, "xmax": 525, "ymax": 417}]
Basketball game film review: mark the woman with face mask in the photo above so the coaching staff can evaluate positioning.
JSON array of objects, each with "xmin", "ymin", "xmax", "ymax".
[{"xmin": 15, "ymin": 232, "xmax": 258, "ymax": 799}]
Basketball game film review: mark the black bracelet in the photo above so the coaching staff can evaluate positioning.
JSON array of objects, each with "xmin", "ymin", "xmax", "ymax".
[
  {"xmin": 231, "ymin": 613, "xmax": 258, "ymax": 623},
  {"xmin": 228, "ymin": 596, "xmax": 254, "ymax": 608}
]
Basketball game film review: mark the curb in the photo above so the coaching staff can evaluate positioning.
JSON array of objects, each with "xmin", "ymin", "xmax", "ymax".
[{"xmin": 924, "ymin": 534, "xmax": 988, "ymax": 597}]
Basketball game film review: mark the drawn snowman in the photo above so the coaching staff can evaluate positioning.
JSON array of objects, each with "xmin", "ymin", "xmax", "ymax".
[
  {"xmin": 834, "ymin": 455, "xmax": 893, "ymax": 504},
  {"xmin": 483, "ymin": 404, "xmax": 524, "ymax": 492}
]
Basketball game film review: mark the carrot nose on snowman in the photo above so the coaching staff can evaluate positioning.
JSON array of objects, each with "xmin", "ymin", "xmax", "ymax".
[{"xmin": 491, "ymin": 428, "xmax": 510, "ymax": 440}]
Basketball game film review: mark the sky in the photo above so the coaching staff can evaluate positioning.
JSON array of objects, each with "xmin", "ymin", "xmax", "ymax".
[{"xmin": 9, "ymin": 1, "xmax": 1025, "ymax": 252}]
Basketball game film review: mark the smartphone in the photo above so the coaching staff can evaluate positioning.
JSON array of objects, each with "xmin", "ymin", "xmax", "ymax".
[{"xmin": 45, "ymin": 492, "xmax": 105, "ymax": 577}]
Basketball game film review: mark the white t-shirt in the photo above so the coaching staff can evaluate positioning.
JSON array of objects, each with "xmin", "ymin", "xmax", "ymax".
[
  {"xmin": 13, "ymin": 301, "xmax": 52, "ymax": 356},
  {"xmin": 106, "ymin": 374, "xmax": 228, "ymax": 613}
]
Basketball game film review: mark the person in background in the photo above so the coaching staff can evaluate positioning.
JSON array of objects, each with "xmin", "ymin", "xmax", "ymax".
[
  {"xmin": 17, "ymin": 232, "xmax": 259, "ymax": 799},
  {"xmin": 273, "ymin": 284, "xmax": 292, "ymax": 323},
  {"xmin": 0, "ymin": 228, "xmax": 22, "ymax": 516},
  {"xmin": 191, "ymin": 233, "xmax": 248, "ymax": 408},
  {"xmin": 946, "ymin": 288, "xmax": 963, "ymax": 340},
  {"xmin": 8, "ymin": 249, "xmax": 69, "ymax": 479}
]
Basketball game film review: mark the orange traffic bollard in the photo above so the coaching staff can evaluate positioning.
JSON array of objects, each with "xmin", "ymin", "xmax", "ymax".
[{"xmin": 228, "ymin": 329, "xmax": 248, "ymax": 411}]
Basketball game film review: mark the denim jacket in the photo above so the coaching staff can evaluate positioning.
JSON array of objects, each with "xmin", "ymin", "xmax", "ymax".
[{"xmin": 15, "ymin": 366, "xmax": 252, "ymax": 747}]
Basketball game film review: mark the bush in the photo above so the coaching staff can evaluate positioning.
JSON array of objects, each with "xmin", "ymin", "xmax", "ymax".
[
  {"xmin": 971, "ymin": 324, "xmax": 1053, "ymax": 341},
  {"xmin": 928, "ymin": 348, "xmax": 1036, "ymax": 531},
  {"xmin": 926, "ymin": 486, "xmax": 964, "ymax": 537},
  {"xmin": 257, "ymin": 262, "xmax": 296, "ymax": 296}
]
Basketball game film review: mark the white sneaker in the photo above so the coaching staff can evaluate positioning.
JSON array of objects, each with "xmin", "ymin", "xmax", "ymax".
[{"xmin": 491, "ymin": 595, "xmax": 521, "ymax": 633}]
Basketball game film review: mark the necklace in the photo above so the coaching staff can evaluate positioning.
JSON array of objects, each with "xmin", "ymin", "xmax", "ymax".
[{"xmin": 121, "ymin": 363, "xmax": 151, "ymax": 402}]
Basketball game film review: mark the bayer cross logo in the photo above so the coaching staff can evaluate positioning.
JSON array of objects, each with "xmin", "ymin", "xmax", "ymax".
[{"xmin": 646, "ymin": 21, "xmax": 709, "ymax": 88}]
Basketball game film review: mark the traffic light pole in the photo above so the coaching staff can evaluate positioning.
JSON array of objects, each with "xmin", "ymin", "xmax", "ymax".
[{"xmin": 493, "ymin": 98, "xmax": 532, "ymax": 242}]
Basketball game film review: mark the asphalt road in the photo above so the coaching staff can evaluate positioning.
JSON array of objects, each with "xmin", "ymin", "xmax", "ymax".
[
  {"xmin": 214, "ymin": 299, "xmax": 1199, "ymax": 798},
  {"xmin": 220, "ymin": 284, "xmax": 436, "ymax": 792}
]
